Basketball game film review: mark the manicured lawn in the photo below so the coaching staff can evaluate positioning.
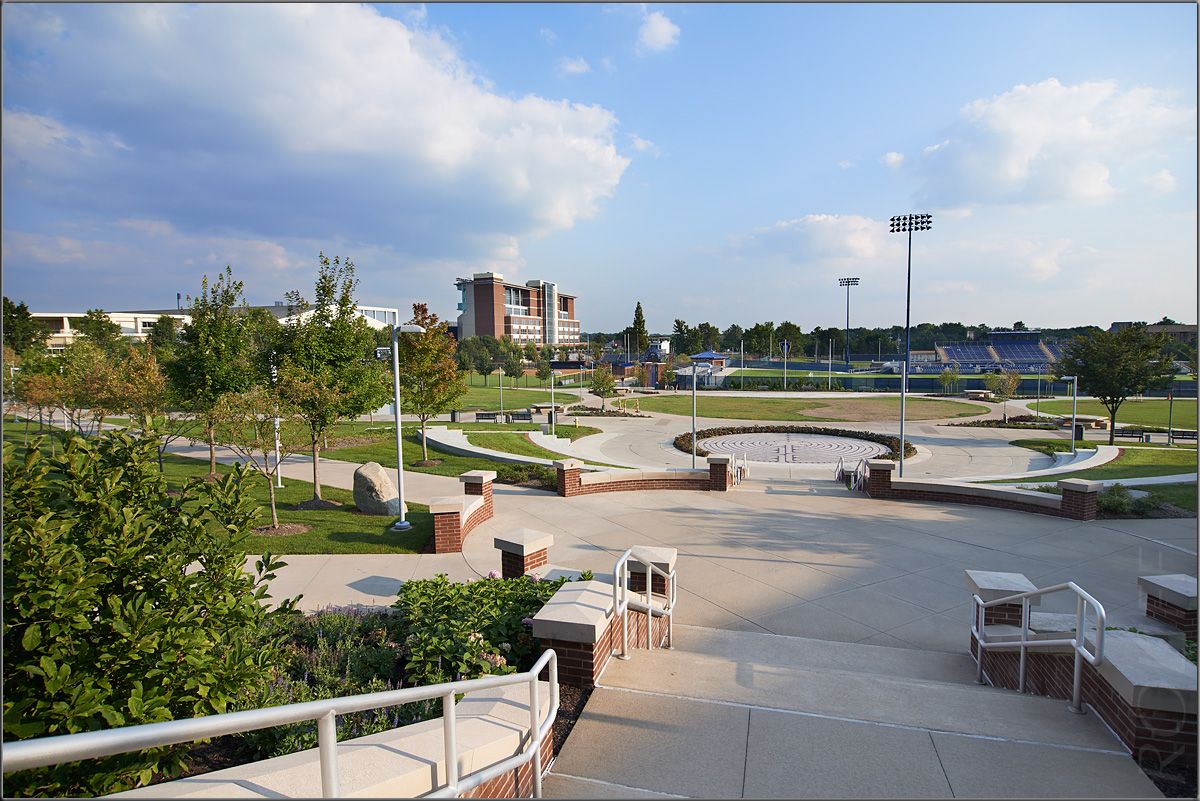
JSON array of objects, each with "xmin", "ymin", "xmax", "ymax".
[
  {"xmin": 456, "ymin": 385, "xmax": 580, "ymax": 411},
  {"xmin": 1034, "ymin": 447, "xmax": 1198, "ymax": 482},
  {"xmin": 634, "ymin": 394, "xmax": 986, "ymax": 422},
  {"xmin": 465, "ymin": 430, "xmax": 625, "ymax": 468},
  {"xmin": 730, "ymin": 368, "xmax": 867, "ymax": 379},
  {"xmin": 1144, "ymin": 482, "xmax": 1198, "ymax": 514},
  {"xmin": 1034, "ymin": 399, "xmax": 1197, "ymax": 428},
  {"xmin": 1011, "ymin": 438, "xmax": 1197, "ymax": 457},
  {"xmin": 464, "ymin": 370, "xmax": 586, "ymax": 389}
]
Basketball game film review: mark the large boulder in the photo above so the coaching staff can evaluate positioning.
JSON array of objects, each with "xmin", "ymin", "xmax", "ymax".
[{"xmin": 353, "ymin": 462, "xmax": 401, "ymax": 516}]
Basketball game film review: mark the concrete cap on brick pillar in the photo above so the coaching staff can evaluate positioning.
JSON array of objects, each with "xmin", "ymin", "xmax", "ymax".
[
  {"xmin": 552, "ymin": 459, "xmax": 584, "ymax": 470},
  {"xmin": 1137, "ymin": 574, "xmax": 1198, "ymax": 611},
  {"xmin": 866, "ymin": 459, "xmax": 895, "ymax": 471},
  {"xmin": 428, "ymin": 496, "xmax": 466, "ymax": 515},
  {"xmin": 459, "ymin": 470, "xmax": 497, "ymax": 484},
  {"xmin": 706, "ymin": 455, "xmax": 732, "ymax": 465},
  {"xmin": 494, "ymin": 528, "xmax": 555, "ymax": 556},
  {"xmin": 626, "ymin": 545, "xmax": 677, "ymax": 575},
  {"xmin": 1057, "ymin": 478, "xmax": 1103, "ymax": 493},
  {"xmin": 531, "ymin": 580, "xmax": 615, "ymax": 643},
  {"xmin": 965, "ymin": 569, "xmax": 1040, "ymax": 605}
]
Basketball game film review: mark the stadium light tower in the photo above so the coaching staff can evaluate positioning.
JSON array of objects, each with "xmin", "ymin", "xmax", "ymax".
[
  {"xmin": 889, "ymin": 213, "xmax": 933, "ymax": 478},
  {"xmin": 838, "ymin": 277, "xmax": 860, "ymax": 366}
]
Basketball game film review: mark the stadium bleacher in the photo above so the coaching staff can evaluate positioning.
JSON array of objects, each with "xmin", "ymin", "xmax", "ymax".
[
  {"xmin": 941, "ymin": 344, "xmax": 994, "ymax": 364},
  {"xmin": 990, "ymin": 342, "xmax": 1047, "ymax": 364}
]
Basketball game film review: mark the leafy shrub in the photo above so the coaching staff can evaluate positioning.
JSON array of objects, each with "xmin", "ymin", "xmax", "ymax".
[
  {"xmin": 578, "ymin": 569, "xmax": 595, "ymax": 581},
  {"xmin": 494, "ymin": 462, "xmax": 556, "ymax": 488},
  {"xmin": 674, "ymin": 425, "xmax": 916, "ymax": 460},
  {"xmin": 392, "ymin": 574, "xmax": 567, "ymax": 686},
  {"xmin": 1097, "ymin": 484, "xmax": 1134, "ymax": 515},
  {"xmin": 3, "ymin": 432, "xmax": 297, "ymax": 797},
  {"xmin": 1185, "ymin": 640, "xmax": 1197, "ymax": 665}
]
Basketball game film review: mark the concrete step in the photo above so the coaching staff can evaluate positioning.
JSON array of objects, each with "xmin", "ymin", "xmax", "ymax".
[
  {"xmin": 597, "ymin": 628, "xmax": 1125, "ymax": 751},
  {"xmin": 666, "ymin": 624, "xmax": 981, "ymax": 686}
]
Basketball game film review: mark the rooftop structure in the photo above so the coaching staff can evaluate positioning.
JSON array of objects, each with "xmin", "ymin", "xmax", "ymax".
[{"xmin": 454, "ymin": 273, "xmax": 581, "ymax": 346}]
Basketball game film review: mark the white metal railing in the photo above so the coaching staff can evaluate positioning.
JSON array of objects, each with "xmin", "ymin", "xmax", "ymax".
[
  {"xmin": 971, "ymin": 581, "xmax": 1105, "ymax": 714},
  {"xmin": 3, "ymin": 649, "xmax": 559, "ymax": 799},
  {"xmin": 612, "ymin": 549, "xmax": 677, "ymax": 660},
  {"xmin": 850, "ymin": 459, "xmax": 867, "ymax": 491},
  {"xmin": 733, "ymin": 452, "xmax": 750, "ymax": 485},
  {"xmin": 834, "ymin": 456, "xmax": 846, "ymax": 482}
]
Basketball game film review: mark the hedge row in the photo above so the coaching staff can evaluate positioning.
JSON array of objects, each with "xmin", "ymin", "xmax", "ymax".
[{"xmin": 673, "ymin": 425, "xmax": 916, "ymax": 460}]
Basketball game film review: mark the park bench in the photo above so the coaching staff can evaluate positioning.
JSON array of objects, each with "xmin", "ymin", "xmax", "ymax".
[
  {"xmin": 475, "ymin": 411, "xmax": 498, "ymax": 422},
  {"xmin": 1171, "ymin": 430, "xmax": 1197, "ymax": 441},
  {"xmin": 1114, "ymin": 428, "xmax": 1147, "ymax": 440},
  {"xmin": 509, "ymin": 410, "xmax": 533, "ymax": 423}
]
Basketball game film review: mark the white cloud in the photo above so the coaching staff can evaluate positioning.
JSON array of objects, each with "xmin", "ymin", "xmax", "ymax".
[
  {"xmin": 600, "ymin": 57, "xmax": 616, "ymax": 73},
  {"xmin": 1144, "ymin": 168, "xmax": 1177, "ymax": 194},
  {"xmin": 559, "ymin": 56, "xmax": 591, "ymax": 75},
  {"xmin": 916, "ymin": 78, "xmax": 1194, "ymax": 207},
  {"xmin": 116, "ymin": 218, "xmax": 176, "ymax": 237},
  {"xmin": 922, "ymin": 139, "xmax": 949, "ymax": 155},
  {"xmin": 629, "ymin": 134, "xmax": 660, "ymax": 156},
  {"xmin": 538, "ymin": 26, "xmax": 557, "ymax": 43},
  {"xmin": 637, "ymin": 10, "xmax": 679, "ymax": 53},
  {"xmin": 837, "ymin": 160, "xmax": 855, "ymax": 169},
  {"xmin": 882, "ymin": 151, "xmax": 905, "ymax": 169}
]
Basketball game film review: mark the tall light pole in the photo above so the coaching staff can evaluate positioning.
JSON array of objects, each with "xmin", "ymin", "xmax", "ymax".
[
  {"xmin": 390, "ymin": 322, "xmax": 426, "ymax": 531},
  {"xmin": 889, "ymin": 213, "xmax": 933, "ymax": 478},
  {"xmin": 740, "ymin": 339, "xmax": 744, "ymax": 391},
  {"xmin": 691, "ymin": 363, "xmax": 698, "ymax": 468},
  {"xmin": 550, "ymin": 369, "xmax": 557, "ymax": 436},
  {"xmin": 838, "ymin": 277, "xmax": 860, "ymax": 367},
  {"xmin": 269, "ymin": 360, "xmax": 283, "ymax": 489},
  {"xmin": 1062, "ymin": 375, "xmax": 1078, "ymax": 456}
]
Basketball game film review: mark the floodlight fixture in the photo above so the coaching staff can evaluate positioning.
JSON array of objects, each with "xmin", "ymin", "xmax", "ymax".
[
  {"xmin": 838, "ymin": 277, "xmax": 861, "ymax": 365},
  {"xmin": 888, "ymin": 212, "xmax": 934, "ymax": 477}
]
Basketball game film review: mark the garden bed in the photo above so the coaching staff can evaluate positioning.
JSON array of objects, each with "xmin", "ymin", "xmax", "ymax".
[{"xmin": 674, "ymin": 424, "xmax": 916, "ymax": 459}]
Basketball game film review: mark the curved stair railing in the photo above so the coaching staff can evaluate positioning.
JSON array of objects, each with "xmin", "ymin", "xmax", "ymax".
[
  {"xmin": 613, "ymin": 549, "xmax": 677, "ymax": 660},
  {"xmin": 971, "ymin": 581, "xmax": 1106, "ymax": 714},
  {"xmin": 3, "ymin": 649, "xmax": 559, "ymax": 799}
]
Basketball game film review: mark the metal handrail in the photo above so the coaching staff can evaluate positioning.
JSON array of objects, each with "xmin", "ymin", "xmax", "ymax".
[
  {"xmin": 834, "ymin": 456, "xmax": 846, "ymax": 481},
  {"xmin": 612, "ymin": 549, "xmax": 676, "ymax": 660},
  {"xmin": 851, "ymin": 459, "xmax": 867, "ymax": 491},
  {"xmin": 3, "ymin": 649, "xmax": 559, "ymax": 799},
  {"xmin": 971, "ymin": 581, "xmax": 1105, "ymax": 714}
]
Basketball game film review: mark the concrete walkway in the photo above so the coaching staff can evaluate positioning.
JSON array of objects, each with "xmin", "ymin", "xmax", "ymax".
[{"xmin": 544, "ymin": 626, "xmax": 1164, "ymax": 798}]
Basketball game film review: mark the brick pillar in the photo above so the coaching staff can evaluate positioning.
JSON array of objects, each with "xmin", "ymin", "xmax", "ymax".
[
  {"xmin": 430, "ymin": 496, "xmax": 464, "ymax": 554},
  {"xmin": 460, "ymin": 470, "xmax": 495, "ymax": 524},
  {"xmin": 865, "ymin": 459, "xmax": 894, "ymax": 497},
  {"xmin": 1139, "ymin": 576, "xmax": 1199, "ymax": 640},
  {"xmin": 1058, "ymin": 478, "xmax": 1100, "ymax": 521},
  {"xmin": 707, "ymin": 456, "xmax": 732, "ymax": 491},
  {"xmin": 495, "ymin": 529, "xmax": 554, "ymax": 579},
  {"xmin": 554, "ymin": 459, "xmax": 583, "ymax": 497},
  {"xmin": 1145, "ymin": 596, "xmax": 1198, "ymax": 640},
  {"xmin": 984, "ymin": 603, "xmax": 1025, "ymax": 626}
]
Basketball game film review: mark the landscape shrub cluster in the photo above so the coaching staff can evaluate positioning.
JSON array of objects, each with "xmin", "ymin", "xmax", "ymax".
[
  {"xmin": 673, "ymin": 425, "xmax": 916, "ymax": 459},
  {"xmin": 945, "ymin": 415, "xmax": 1059, "ymax": 430},
  {"xmin": 493, "ymin": 462, "xmax": 557, "ymax": 489}
]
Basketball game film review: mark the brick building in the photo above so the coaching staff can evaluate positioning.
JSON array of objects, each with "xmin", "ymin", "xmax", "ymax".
[{"xmin": 454, "ymin": 273, "xmax": 581, "ymax": 346}]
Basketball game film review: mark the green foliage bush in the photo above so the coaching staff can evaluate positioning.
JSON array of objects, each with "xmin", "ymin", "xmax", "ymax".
[
  {"xmin": 392, "ymin": 574, "xmax": 567, "ymax": 686},
  {"xmin": 3, "ymin": 432, "xmax": 297, "ymax": 797},
  {"xmin": 493, "ymin": 462, "xmax": 557, "ymax": 489},
  {"xmin": 674, "ymin": 425, "xmax": 916, "ymax": 460}
]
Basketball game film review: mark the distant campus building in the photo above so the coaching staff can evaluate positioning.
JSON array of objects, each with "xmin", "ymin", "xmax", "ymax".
[
  {"xmin": 1110, "ymin": 321, "xmax": 1198, "ymax": 346},
  {"xmin": 30, "ymin": 302, "xmax": 400, "ymax": 351},
  {"xmin": 454, "ymin": 273, "xmax": 581, "ymax": 346}
]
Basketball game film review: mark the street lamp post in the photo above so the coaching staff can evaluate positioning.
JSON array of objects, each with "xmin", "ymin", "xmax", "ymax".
[
  {"xmin": 740, "ymin": 339, "xmax": 744, "ymax": 391},
  {"xmin": 1062, "ymin": 375, "xmax": 1078, "ymax": 456},
  {"xmin": 889, "ymin": 213, "xmax": 933, "ymax": 478},
  {"xmin": 390, "ymin": 322, "xmax": 427, "ymax": 531},
  {"xmin": 550, "ymin": 369, "xmax": 556, "ymax": 437},
  {"xmin": 269, "ymin": 360, "xmax": 283, "ymax": 489},
  {"xmin": 838, "ymin": 277, "xmax": 860, "ymax": 367},
  {"xmin": 691, "ymin": 364, "xmax": 697, "ymax": 468}
]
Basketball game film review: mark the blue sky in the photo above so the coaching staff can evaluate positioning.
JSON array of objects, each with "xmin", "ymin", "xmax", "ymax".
[{"xmin": 2, "ymin": 3, "xmax": 1195, "ymax": 333}]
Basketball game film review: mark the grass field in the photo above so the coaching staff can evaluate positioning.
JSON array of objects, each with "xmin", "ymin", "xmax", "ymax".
[
  {"xmin": 1028, "ymin": 447, "xmax": 1197, "ymax": 482},
  {"xmin": 1011, "ymin": 438, "xmax": 1197, "ymax": 457},
  {"xmin": 1034, "ymin": 399, "xmax": 1197, "ymax": 428},
  {"xmin": 465, "ymin": 431, "xmax": 624, "ymax": 468},
  {"xmin": 456, "ymin": 385, "xmax": 579, "ymax": 411},
  {"xmin": 1144, "ymin": 483, "xmax": 1198, "ymax": 514},
  {"xmin": 464, "ymin": 371, "xmax": 586, "ymax": 389},
  {"xmin": 634, "ymin": 394, "xmax": 986, "ymax": 422},
  {"xmin": 2, "ymin": 423, "xmax": 432, "ymax": 554}
]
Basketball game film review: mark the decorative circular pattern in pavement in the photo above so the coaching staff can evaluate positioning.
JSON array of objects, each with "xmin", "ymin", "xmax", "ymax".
[{"xmin": 697, "ymin": 432, "xmax": 889, "ymax": 464}]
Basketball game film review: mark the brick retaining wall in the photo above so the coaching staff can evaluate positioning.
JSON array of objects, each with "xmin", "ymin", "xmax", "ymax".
[
  {"xmin": 432, "ymin": 473, "xmax": 495, "ymax": 553},
  {"xmin": 555, "ymin": 459, "xmax": 731, "ymax": 498},
  {"xmin": 464, "ymin": 731, "xmax": 554, "ymax": 799},
  {"xmin": 1146, "ymin": 595, "xmax": 1198, "ymax": 640},
  {"xmin": 538, "ymin": 608, "xmax": 670, "ymax": 688}
]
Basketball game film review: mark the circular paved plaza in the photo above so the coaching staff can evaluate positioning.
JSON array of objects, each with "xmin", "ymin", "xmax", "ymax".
[{"xmin": 697, "ymin": 432, "xmax": 889, "ymax": 464}]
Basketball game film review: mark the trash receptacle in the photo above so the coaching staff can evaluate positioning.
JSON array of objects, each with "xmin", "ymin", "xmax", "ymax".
[
  {"xmin": 1073, "ymin": 423, "xmax": 1085, "ymax": 442},
  {"xmin": 547, "ymin": 410, "xmax": 555, "ymax": 426},
  {"xmin": 450, "ymin": 409, "xmax": 459, "ymax": 423},
  {"xmin": 1142, "ymin": 433, "xmax": 1152, "ymax": 443}
]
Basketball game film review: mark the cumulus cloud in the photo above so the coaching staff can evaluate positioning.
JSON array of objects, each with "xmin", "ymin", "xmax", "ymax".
[
  {"xmin": 628, "ymin": 134, "xmax": 661, "ymax": 156},
  {"xmin": 559, "ymin": 56, "xmax": 591, "ymax": 75},
  {"xmin": 914, "ymin": 78, "xmax": 1194, "ymax": 207},
  {"xmin": 538, "ymin": 26, "xmax": 557, "ymax": 43},
  {"xmin": 882, "ymin": 152, "xmax": 905, "ymax": 169},
  {"xmin": 637, "ymin": 9, "xmax": 679, "ymax": 52},
  {"xmin": 1144, "ymin": 168, "xmax": 1177, "ymax": 194},
  {"xmin": 1, "ymin": 3, "xmax": 630, "ymax": 306},
  {"xmin": 837, "ymin": 160, "xmax": 855, "ymax": 169}
]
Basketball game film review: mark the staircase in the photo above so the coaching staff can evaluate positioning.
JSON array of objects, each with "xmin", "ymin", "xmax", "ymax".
[{"xmin": 543, "ymin": 625, "xmax": 1164, "ymax": 798}]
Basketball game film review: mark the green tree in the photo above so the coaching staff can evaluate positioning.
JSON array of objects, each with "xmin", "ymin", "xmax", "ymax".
[
  {"xmin": 169, "ymin": 267, "xmax": 257, "ymax": 477},
  {"xmin": 2, "ymin": 431, "xmax": 297, "ymax": 797},
  {"xmin": 3, "ymin": 297, "xmax": 47, "ymax": 355},
  {"xmin": 473, "ymin": 349, "xmax": 497, "ymax": 386},
  {"xmin": 1056, "ymin": 326, "xmax": 1176, "ymax": 444},
  {"xmin": 720, "ymin": 324, "xmax": 744, "ymax": 352},
  {"xmin": 589, "ymin": 363, "xmax": 616, "ymax": 409},
  {"xmin": 938, "ymin": 366, "xmax": 961, "ymax": 395},
  {"xmin": 982, "ymin": 371, "xmax": 1006, "ymax": 397},
  {"xmin": 276, "ymin": 254, "xmax": 391, "ymax": 503},
  {"xmin": 745, "ymin": 321, "xmax": 774, "ymax": 357},
  {"xmin": 535, "ymin": 360, "xmax": 552, "ymax": 383},
  {"xmin": 54, "ymin": 339, "xmax": 120, "ymax": 436},
  {"xmin": 211, "ymin": 387, "xmax": 307, "ymax": 527},
  {"xmin": 696, "ymin": 322, "xmax": 721, "ymax": 352},
  {"xmin": 503, "ymin": 351, "xmax": 524, "ymax": 387},
  {"xmin": 775, "ymin": 321, "xmax": 804, "ymax": 362},
  {"xmin": 145, "ymin": 314, "xmax": 182, "ymax": 360},
  {"xmin": 631, "ymin": 302, "xmax": 650, "ymax": 354},
  {"xmin": 74, "ymin": 309, "xmax": 126, "ymax": 356},
  {"xmin": 394, "ymin": 304, "xmax": 468, "ymax": 462},
  {"xmin": 115, "ymin": 343, "xmax": 199, "ymax": 472},
  {"xmin": 522, "ymin": 342, "xmax": 539, "ymax": 362}
]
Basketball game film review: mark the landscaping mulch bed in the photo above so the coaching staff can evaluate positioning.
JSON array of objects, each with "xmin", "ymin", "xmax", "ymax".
[
  {"xmin": 252, "ymin": 523, "xmax": 313, "ymax": 536},
  {"xmin": 413, "ymin": 459, "xmax": 443, "ymax": 467},
  {"xmin": 550, "ymin": 683, "xmax": 593, "ymax": 756},
  {"xmin": 1143, "ymin": 759, "xmax": 1197, "ymax": 798}
]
